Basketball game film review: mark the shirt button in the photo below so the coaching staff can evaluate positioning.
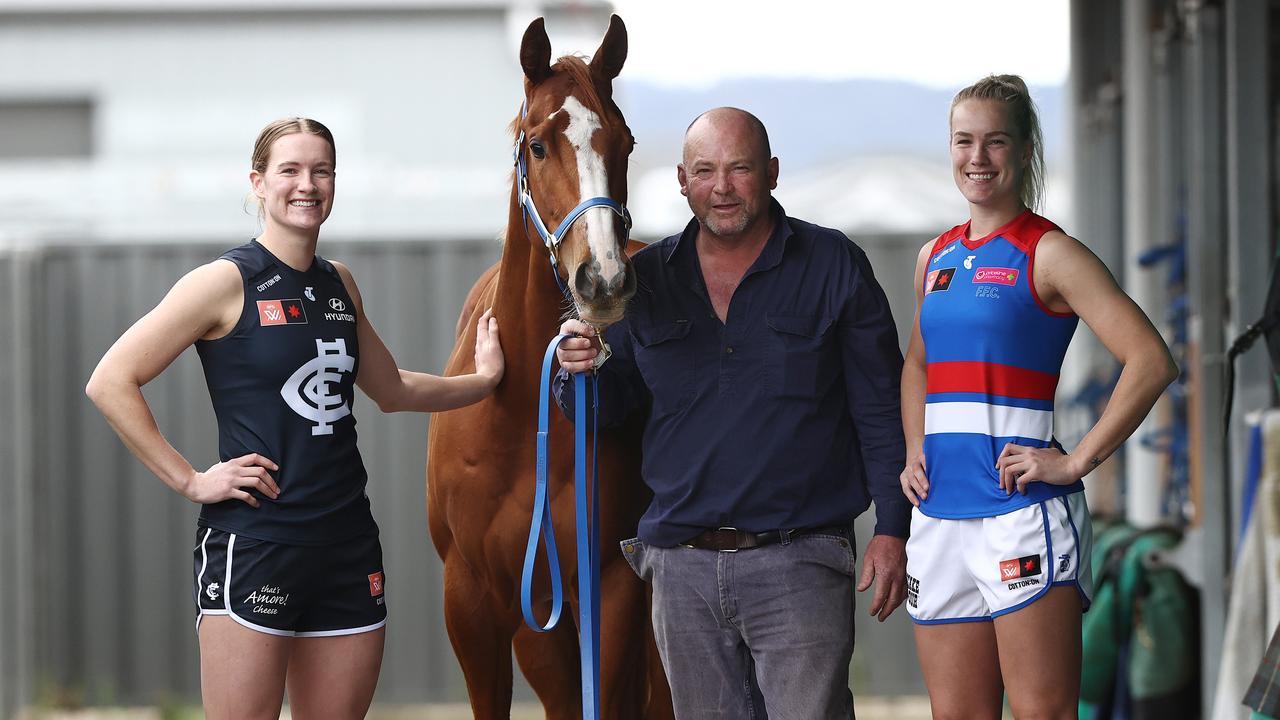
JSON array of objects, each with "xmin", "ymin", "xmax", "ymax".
[{"xmin": 726, "ymin": 346, "xmax": 734, "ymax": 354}]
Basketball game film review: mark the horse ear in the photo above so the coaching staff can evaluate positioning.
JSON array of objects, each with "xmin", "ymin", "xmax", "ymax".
[
  {"xmin": 590, "ymin": 14, "xmax": 627, "ymax": 82},
  {"xmin": 521, "ymin": 17, "xmax": 553, "ymax": 84}
]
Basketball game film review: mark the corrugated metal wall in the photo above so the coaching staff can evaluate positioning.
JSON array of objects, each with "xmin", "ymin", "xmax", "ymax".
[{"xmin": 1, "ymin": 232, "xmax": 926, "ymax": 716}]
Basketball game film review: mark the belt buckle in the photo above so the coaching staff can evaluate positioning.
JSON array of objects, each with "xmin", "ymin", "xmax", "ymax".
[{"xmin": 717, "ymin": 526, "xmax": 739, "ymax": 553}]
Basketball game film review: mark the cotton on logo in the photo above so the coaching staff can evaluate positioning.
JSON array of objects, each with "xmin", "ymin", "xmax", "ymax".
[{"xmin": 280, "ymin": 339, "xmax": 354, "ymax": 435}]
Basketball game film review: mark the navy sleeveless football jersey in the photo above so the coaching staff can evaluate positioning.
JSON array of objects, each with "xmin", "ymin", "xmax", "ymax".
[{"xmin": 195, "ymin": 240, "xmax": 376, "ymax": 544}]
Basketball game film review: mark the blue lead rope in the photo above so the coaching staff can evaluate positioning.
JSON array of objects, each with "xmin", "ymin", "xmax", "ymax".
[{"xmin": 520, "ymin": 333, "xmax": 602, "ymax": 720}]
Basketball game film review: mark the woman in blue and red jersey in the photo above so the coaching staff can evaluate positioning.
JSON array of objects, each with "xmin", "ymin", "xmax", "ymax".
[
  {"xmin": 898, "ymin": 75, "xmax": 1176, "ymax": 719},
  {"xmin": 86, "ymin": 118, "xmax": 504, "ymax": 720}
]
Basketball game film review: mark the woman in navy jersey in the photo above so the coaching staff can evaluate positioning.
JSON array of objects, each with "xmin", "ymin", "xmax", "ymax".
[
  {"xmin": 898, "ymin": 76, "xmax": 1176, "ymax": 719},
  {"xmin": 86, "ymin": 117, "xmax": 504, "ymax": 719}
]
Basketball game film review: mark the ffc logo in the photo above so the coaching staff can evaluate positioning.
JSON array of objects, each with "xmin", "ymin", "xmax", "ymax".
[
  {"xmin": 368, "ymin": 572, "xmax": 385, "ymax": 597},
  {"xmin": 999, "ymin": 555, "xmax": 1042, "ymax": 580},
  {"xmin": 257, "ymin": 299, "xmax": 308, "ymax": 326}
]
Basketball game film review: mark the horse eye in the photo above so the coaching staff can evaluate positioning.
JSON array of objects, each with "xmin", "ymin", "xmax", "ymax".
[{"xmin": 529, "ymin": 140, "xmax": 546, "ymax": 160}]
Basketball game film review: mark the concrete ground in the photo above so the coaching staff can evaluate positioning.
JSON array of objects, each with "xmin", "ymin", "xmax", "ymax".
[{"xmin": 15, "ymin": 697, "xmax": 940, "ymax": 719}]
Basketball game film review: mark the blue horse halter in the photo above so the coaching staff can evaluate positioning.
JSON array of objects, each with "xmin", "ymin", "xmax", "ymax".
[{"xmin": 513, "ymin": 101, "xmax": 632, "ymax": 296}]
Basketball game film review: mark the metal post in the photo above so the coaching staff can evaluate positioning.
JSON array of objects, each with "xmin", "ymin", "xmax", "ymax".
[
  {"xmin": 1224, "ymin": 0, "xmax": 1272, "ymax": 546},
  {"xmin": 1, "ymin": 238, "xmax": 37, "ymax": 718},
  {"xmin": 1123, "ymin": 0, "xmax": 1165, "ymax": 529},
  {"xmin": 1182, "ymin": 1, "xmax": 1229, "ymax": 713},
  {"xmin": 1068, "ymin": 0, "xmax": 1130, "ymax": 515}
]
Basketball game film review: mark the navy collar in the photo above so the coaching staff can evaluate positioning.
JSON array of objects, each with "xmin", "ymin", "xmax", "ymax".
[{"xmin": 664, "ymin": 198, "xmax": 793, "ymax": 272}]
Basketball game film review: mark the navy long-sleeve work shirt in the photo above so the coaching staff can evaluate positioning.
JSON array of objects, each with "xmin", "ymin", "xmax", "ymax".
[{"xmin": 556, "ymin": 201, "xmax": 910, "ymax": 547}]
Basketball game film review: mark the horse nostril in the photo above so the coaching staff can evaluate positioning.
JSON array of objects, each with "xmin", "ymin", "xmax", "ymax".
[{"xmin": 573, "ymin": 263, "xmax": 598, "ymax": 302}]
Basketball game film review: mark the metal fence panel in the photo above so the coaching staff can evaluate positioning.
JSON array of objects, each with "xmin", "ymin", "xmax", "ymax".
[{"xmin": 4, "ymin": 231, "xmax": 927, "ymax": 716}]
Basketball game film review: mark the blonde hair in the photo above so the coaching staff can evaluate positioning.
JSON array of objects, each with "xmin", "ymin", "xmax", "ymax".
[
  {"xmin": 950, "ymin": 75, "xmax": 1044, "ymax": 212},
  {"xmin": 248, "ymin": 117, "xmax": 336, "ymax": 221}
]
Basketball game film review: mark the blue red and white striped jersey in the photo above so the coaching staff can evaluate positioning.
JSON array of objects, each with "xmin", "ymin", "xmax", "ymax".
[{"xmin": 918, "ymin": 210, "xmax": 1082, "ymax": 518}]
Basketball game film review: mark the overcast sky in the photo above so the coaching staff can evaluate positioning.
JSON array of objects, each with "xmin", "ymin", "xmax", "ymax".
[{"xmin": 609, "ymin": 0, "xmax": 1070, "ymax": 89}]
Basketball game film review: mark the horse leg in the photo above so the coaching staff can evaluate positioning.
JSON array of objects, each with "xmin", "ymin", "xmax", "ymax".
[
  {"xmin": 440, "ymin": 553, "xmax": 515, "ymax": 720},
  {"xmin": 513, "ymin": 619, "xmax": 583, "ymax": 720}
]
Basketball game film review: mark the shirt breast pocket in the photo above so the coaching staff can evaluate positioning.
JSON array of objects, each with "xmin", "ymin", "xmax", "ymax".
[
  {"xmin": 631, "ymin": 319, "xmax": 696, "ymax": 415},
  {"xmin": 766, "ymin": 313, "xmax": 837, "ymax": 398}
]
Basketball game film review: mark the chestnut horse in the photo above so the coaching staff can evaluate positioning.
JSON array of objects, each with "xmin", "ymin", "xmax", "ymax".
[{"xmin": 426, "ymin": 15, "xmax": 672, "ymax": 719}]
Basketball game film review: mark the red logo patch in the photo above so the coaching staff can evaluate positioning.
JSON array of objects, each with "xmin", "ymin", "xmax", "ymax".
[
  {"xmin": 999, "ymin": 555, "xmax": 1042, "ymax": 580},
  {"xmin": 972, "ymin": 267, "xmax": 1019, "ymax": 285},
  {"xmin": 926, "ymin": 267, "xmax": 955, "ymax": 293},
  {"xmin": 257, "ymin": 299, "xmax": 308, "ymax": 326},
  {"xmin": 368, "ymin": 571, "xmax": 384, "ymax": 597}
]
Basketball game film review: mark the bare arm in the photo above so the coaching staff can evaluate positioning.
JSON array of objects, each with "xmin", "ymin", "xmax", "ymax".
[
  {"xmin": 85, "ymin": 260, "xmax": 280, "ymax": 506},
  {"xmin": 998, "ymin": 231, "xmax": 1178, "ymax": 493},
  {"xmin": 899, "ymin": 240, "xmax": 933, "ymax": 506},
  {"xmin": 331, "ymin": 261, "xmax": 504, "ymax": 413}
]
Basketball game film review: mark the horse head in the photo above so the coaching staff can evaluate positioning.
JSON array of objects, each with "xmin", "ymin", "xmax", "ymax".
[{"xmin": 515, "ymin": 15, "xmax": 636, "ymax": 329}]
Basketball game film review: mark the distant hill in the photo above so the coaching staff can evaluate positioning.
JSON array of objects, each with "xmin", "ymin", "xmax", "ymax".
[{"xmin": 616, "ymin": 77, "xmax": 1065, "ymax": 172}]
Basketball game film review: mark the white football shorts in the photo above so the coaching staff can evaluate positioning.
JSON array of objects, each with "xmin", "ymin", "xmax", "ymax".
[{"xmin": 905, "ymin": 491, "xmax": 1093, "ymax": 624}]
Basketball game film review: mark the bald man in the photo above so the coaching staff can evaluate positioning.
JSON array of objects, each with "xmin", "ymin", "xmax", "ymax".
[{"xmin": 555, "ymin": 108, "xmax": 909, "ymax": 717}]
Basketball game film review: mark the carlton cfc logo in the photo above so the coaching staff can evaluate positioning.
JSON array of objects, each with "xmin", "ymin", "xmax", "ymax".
[{"xmin": 281, "ymin": 339, "xmax": 354, "ymax": 435}]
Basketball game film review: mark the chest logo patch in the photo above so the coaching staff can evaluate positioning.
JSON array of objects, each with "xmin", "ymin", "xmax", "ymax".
[
  {"xmin": 257, "ymin": 299, "xmax": 308, "ymax": 326},
  {"xmin": 281, "ymin": 338, "xmax": 354, "ymax": 435},
  {"xmin": 972, "ymin": 267, "xmax": 1019, "ymax": 285},
  {"xmin": 926, "ymin": 267, "xmax": 955, "ymax": 293}
]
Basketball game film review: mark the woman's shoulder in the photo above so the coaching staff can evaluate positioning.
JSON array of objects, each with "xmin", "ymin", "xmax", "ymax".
[{"xmin": 178, "ymin": 257, "xmax": 243, "ymax": 296}]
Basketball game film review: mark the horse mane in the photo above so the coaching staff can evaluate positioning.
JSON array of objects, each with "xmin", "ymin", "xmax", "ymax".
[{"xmin": 553, "ymin": 55, "xmax": 607, "ymax": 117}]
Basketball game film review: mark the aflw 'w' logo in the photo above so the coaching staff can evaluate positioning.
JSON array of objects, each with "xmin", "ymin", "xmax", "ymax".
[{"xmin": 281, "ymin": 339, "xmax": 354, "ymax": 435}]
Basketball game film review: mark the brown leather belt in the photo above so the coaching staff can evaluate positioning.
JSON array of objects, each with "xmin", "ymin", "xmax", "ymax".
[{"xmin": 680, "ymin": 525, "xmax": 850, "ymax": 552}]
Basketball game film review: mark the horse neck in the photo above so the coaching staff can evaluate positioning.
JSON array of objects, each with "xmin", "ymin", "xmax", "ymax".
[{"xmin": 491, "ymin": 192, "xmax": 573, "ymax": 385}]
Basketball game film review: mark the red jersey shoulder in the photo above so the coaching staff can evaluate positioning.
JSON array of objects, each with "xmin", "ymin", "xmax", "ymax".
[
  {"xmin": 929, "ymin": 222, "xmax": 969, "ymax": 261},
  {"xmin": 1002, "ymin": 212, "xmax": 1061, "ymax": 254}
]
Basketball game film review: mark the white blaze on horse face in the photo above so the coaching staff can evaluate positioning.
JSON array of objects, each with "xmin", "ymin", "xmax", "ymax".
[{"xmin": 560, "ymin": 95, "xmax": 625, "ymax": 286}]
